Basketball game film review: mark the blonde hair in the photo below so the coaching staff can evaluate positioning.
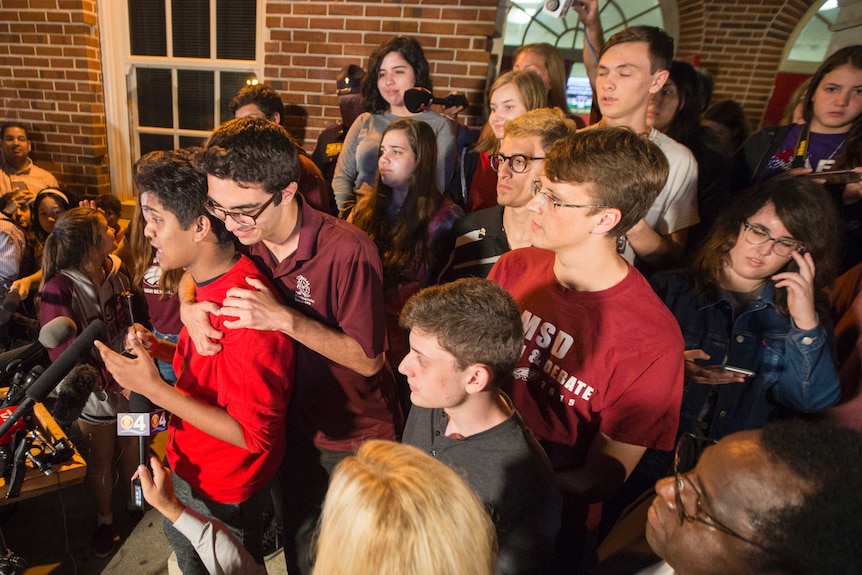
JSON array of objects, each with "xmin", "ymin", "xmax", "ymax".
[
  {"xmin": 312, "ymin": 440, "xmax": 496, "ymax": 575},
  {"xmin": 504, "ymin": 107, "xmax": 578, "ymax": 152},
  {"xmin": 474, "ymin": 70, "xmax": 548, "ymax": 154}
]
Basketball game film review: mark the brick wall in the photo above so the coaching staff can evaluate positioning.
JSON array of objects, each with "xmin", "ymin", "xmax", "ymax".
[
  {"xmin": 0, "ymin": 0, "xmax": 825, "ymax": 196},
  {"xmin": 676, "ymin": 0, "xmax": 817, "ymax": 133},
  {"xmin": 0, "ymin": 0, "xmax": 107, "ymax": 199},
  {"xmin": 265, "ymin": 0, "xmax": 498, "ymax": 147}
]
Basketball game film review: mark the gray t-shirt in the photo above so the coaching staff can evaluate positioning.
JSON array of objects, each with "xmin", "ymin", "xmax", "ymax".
[
  {"xmin": 403, "ymin": 401, "xmax": 562, "ymax": 575},
  {"xmin": 331, "ymin": 109, "xmax": 456, "ymax": 213}
]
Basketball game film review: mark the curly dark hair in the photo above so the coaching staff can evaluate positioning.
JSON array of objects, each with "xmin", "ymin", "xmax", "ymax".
[
  {"xmin": 692, "ymin": 175, "xmax": 841, "ymax": 315},
  {"xmin": 751, "ymin": 420, "xmax": 862, "ymax": 575},
  {"xmin": 199, "ymin": 117, "xmax": 299, "ymax": 200},
  {"xmin": 361, "ymin": 36, "xmax": 432, "ymax": 114},
  {"xmin": 228, "ymin": 84, "xmax": 285, "ymax": 121},
  {"xmin": 134, "ymin": 148, "xmax": 231, "ymax": 246}
]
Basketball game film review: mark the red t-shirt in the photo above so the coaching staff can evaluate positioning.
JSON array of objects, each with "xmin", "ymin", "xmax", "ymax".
[
  {"xmin": 244, "ymin": 197, "xmax": 400, "ymax": 451},
  {"xmin": 488, "ymin": 247, "xmax": 684, "ymax": 465},
  {"xmin": 166, "ymin": 255, "xmax": 294, "ymax": 503}
]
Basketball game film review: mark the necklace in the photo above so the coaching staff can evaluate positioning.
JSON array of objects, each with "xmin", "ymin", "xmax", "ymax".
[{"xmin": 792, "ymin": 123, "xmax": 846, "ymax": 170}]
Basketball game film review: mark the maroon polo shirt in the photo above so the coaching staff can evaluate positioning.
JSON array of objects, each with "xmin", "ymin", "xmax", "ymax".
[{"xmin": 244, "ymin": 195, "xmax": 400, "ymax": 451}]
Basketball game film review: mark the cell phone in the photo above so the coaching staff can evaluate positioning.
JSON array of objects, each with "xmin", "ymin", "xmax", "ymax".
[
  {"xmin": 800, "ymin": 169, "xmax": 861, "ymax": 185},
  {"xmin": 723, "ymin": 365, "xmax": 755, "ymax": 377}
]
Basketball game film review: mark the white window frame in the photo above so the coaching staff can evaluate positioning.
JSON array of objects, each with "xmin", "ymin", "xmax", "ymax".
[{"xmin": 99, "ymin": 0, "xmax": 265, "ymax": 201}]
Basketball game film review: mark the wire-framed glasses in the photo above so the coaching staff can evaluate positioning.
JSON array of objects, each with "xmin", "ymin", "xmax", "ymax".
[
  {"xmin": 742, "ymin": 221, "xmax": 805, "ymax": 258},
  {"xmin": 673, "ymin": 433, "xmax": 769, "ymax": 550},
  {"xmin": 530, "ymin": 180, "xmax": 610, "ymax": 210}
]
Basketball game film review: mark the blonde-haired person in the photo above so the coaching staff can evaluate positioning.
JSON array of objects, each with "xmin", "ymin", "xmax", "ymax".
[
  {"xmin": 440, "ymin": 107, "xmax": 577, "ymax": 281},
  {"xmin": 312, "ymin": 440, "xmax": 496, "ymax": 575},
  {"xmin": 451, "ymin": 70, "xmax": 547, "ymax": 213}
]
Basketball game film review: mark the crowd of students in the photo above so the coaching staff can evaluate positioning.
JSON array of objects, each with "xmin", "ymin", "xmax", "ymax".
[{"xmin": 1, "ymin": 9, "xmax": 861, "ymax": 575}]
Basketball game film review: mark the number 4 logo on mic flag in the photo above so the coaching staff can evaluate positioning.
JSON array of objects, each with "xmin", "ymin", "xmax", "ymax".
[{"xmin": 116, "ymin": 410, "xmax": 168, "ymax": 436}]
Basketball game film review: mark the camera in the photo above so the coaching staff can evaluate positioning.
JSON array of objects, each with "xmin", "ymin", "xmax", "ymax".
[{"xmin": 542, "ymin": 0, "xmax": 575, "ymax": 19}]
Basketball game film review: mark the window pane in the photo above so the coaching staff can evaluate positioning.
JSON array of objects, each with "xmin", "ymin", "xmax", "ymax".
[
  {"xmin": 129, "ymin": 0, "xmax": 167, "ymax": 57},
  {"xmin": 787, "ymin": 4, "xmax": 839, "ymax": 64},
  {"xmin": 137, "ymin": 68, "xmax": 173, "ymax": 128},
  {"xmin": 504, "ymin": 0, "xmax": 663, "ymax": 51},
  {"xmin": 217, "ymin": 0, "xmax": 256, "ymax": 60},
  {"xmin": 179, "ymin": 135, "xmax": 208, "ymax": 149},
  {"xmin": 220, "ymin": 72, "xmax": 257, "ymax": 123},
  {"xmin": 173, "ymin": 0, "xmax": 210, "ymax": 59},
  {"xmin": 139, "ymin": 133, "xmax": 175, "ymax": 156},
  {"xmin": 178, "ymin": 70, "xmax": 214, "ymax": 131}
]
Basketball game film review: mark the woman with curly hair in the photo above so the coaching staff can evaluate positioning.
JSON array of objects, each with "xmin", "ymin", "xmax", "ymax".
[{"xmin": 332, "ymin": 36, "xmax": 457, "ymax": 215}]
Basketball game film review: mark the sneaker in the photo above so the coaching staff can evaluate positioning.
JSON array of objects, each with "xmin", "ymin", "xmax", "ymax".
[
  {"xmin": 92, "ymin": 523, "xmax": 116, "ymax": 558},
  {"xmin": 261, "ymin": 516, "xmax": 283, "ymax": 561}
]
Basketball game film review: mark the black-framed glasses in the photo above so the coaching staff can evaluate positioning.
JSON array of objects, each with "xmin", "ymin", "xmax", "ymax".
[
  {"xmin": 203, "ymin": 194, "xmax": 277, "ymax": 226},
  {"xmin": 742, "ymin": 221, "xmax": 805, "ymax": 258},
  {"xmin": 673, "ymin": 434, "xmax": 768, "ymax": 550},
  {"xmin": 489, "ymin": 153, "xmax": 544, "ymax": 173},
  {"xmin": 530, "ymin": 180, "xmax": 610, "ymax": 210}
]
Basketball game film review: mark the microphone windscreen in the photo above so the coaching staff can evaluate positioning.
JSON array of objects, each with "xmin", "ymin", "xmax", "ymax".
[
  {"xmin": 404, "ymin": 87, "xmax": 434, "ymax": 113},
  {"xmin": 52, "ymin": 364, "xmax": 100, "ymax": 428},
  {"xmin": 0, "ymin": 290, "xmax": 20, "ymax": 326},
  {"xmin": 25, "ymin": 319, "xmax": 107, "ymax": 404},
  {"xmin": 38, "ymin": 316, "xmax": 78, "ymax": 349}
]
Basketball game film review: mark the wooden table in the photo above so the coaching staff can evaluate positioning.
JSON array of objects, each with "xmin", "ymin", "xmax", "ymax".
[{"xmin": 0, "ymin": 399, "xmax": 86, "ymax": 505}]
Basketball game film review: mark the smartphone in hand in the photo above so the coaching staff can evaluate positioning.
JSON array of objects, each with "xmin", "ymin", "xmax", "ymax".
[{"xmin": 800, "ymin": 169, "xmax": 861, "ymax": 185}]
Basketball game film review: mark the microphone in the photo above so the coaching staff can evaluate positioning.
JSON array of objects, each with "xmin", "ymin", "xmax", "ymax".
[
  {"xmin": 0, "ymin": 316, "xmax": 78, "ymax": 379},
  {"xmin": 123, "ymin": 392, "xmax": 162, "ymax": 511},
  {"xmin": 404, "ymin": 88, "xmax": 469, "ymax": 114},
  {"xmin": 52, "ymin": 364, "xmax": 100, "ymax": 428},
  {"xmin": 0, "ymin": 320, "xmax": 107, "ymax": 440},
  {"xmin": 0, "ymin": 290, "xmax": 20, "ymax": 326}
]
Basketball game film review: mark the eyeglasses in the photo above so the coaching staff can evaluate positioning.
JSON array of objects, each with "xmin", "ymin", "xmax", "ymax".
[
  {"xmin": 530, "ymin": 180, "xmax": 610, "ymax": 210},
  {"xmin": 742, "ymin": 221, "xmax": 805, "ymax": 258},
  {"xmin": 673, "ymin": 434, "xmax": 768, "ymax": 550},
  {"xmin": 489, "ymin": 153, "xmax": 544, "ymax": 173},
  {"xmin": 203, "ymin": 194, "xmax": 277, "ymax": 226}
]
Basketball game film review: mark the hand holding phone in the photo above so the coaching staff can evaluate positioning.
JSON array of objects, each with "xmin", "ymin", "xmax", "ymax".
[
  {"xmin": 800, "ymin": 169, "xmax": 861, "ymax": 185},
  {"xmin": 722, "ymin": 365, "xmax": 755, "ymax": 378}
]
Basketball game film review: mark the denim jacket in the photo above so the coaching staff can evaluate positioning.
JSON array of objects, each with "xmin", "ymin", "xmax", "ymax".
[{"xmin": 651, "ymin": 270, "xmax": 840, "ymax": 440}]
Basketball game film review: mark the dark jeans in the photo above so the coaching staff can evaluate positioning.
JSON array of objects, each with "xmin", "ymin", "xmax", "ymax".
[
  {"xmin": 280, "ymin": 431, "xmax": 352, "ymax": 575},
  {"xmin": 164, "ymin": 469, "xmax": 269, "ymax": 575}
]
